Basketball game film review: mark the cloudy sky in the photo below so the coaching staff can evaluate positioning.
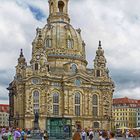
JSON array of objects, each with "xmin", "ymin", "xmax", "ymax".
[{"xmin": 0, "ymin": 0, "xmax": 140, "ymax": 104}]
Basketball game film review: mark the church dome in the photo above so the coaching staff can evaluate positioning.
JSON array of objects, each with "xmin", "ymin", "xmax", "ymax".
[
  {"xmin": 42, "ymin": 22, "xmax": 86, "ymax": 62},
  {"xmin": 32, "ymin": 0, "xmax": 87, "ymax": 70}
]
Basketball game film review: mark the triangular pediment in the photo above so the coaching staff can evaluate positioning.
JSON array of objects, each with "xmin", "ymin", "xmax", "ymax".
[{"xmin": 63, "ymin": 73, "xmax": 92, "ymax": 84}]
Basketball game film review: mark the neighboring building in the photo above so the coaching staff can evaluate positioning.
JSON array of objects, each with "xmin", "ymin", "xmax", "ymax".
[
  {"xmin": 113, "ymin": 97, "xmax": 138, "ymax": 129},
  {"xmin": 7, "ymin": 0, "xmax": 114, "ymax": 137},
  {"xmin": 0, "ymin": 104, "xmax": 9, "ymax": 127},
  {"xmin": 136, "ymin": 100, "xmax": 140, "ymax": 127}
]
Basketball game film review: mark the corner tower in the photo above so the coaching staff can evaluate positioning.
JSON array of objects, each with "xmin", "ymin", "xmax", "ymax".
[{"xmin": 48, "ymin": 0, "xmax": 70, "ymax": 23}]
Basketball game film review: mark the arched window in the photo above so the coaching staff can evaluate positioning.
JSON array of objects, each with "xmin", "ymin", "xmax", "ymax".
[
  {"xmin": 97, "ymin": 70, "xmax": 101, "ymax": 77},
  {"xmin": 35, "ymin": 63, "xmax": 38, "ymax": 70},
  {"xmin": 46, "ymin": 37, "xmax": 52, "ymax": 48},
  {"xmin": 58, "ymin": 1, "xmax": 64, "ymax": 13},
  {"xmin": 92, "ymin": 94, "xmax": 98, "ymax": 116},
  {"xmin": 33, "ymin": 91, "xmax": 39, "ymax": 113},
  {"xmin": 93, "ymin": 95, "xmax": 98, "ymax": 105},
  {"xmin": 53, "ymin": 93, "xmax": 59, "ymax": 115},
  {"xmin": 67, "ymin": 39, "xmax": 74, "ymax": 49},
  {"xmin": 71, "ymin": 64, "xmax": 77, "ymax": 73},
  {"xmin": 53, "ymin": 93, "xmax": 59, "ymax": 103},
  {"xmin": 75, "ymin": 93, "xmax": 80, "ymax": 116}
]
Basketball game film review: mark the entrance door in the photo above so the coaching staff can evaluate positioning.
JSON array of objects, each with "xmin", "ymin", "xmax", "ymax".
[{"xmin": 47, "ymin": 118, "xmax": 72, "ymax": 139}]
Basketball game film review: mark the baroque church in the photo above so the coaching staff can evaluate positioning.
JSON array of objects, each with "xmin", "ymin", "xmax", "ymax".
[{"xmin": 8, "ymin": 0, "xmax": 114, "ymax": 137}]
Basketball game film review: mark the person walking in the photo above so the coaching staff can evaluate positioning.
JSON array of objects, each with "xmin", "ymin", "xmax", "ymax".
[
  {"xmin": 43, "ymin": 130, "xmax": 49, "ymax": 140},
  {"xmin": 13, "ymin": 128, "xmax": 21, "ymax": 140},
  {"xmin": 89, "ymin": 129, "xmax": 93, "ymax": 140},
  {"xmin": 72, "ymin": 130, "xmax": 81, "ymax": 140},
  {"xmin": 99, "ymin": 131, "xmax": 109, "ymax": 140},
  {"xmin": 20, "ymin": 129, "xmax": 26, "ymax": 140},
  {"xmin": 8, "ymin": 129, "xmax": 13, "ymax": 140},
  {"xmin": 81, "ymin": 129, "xmax": 86, "ymax": 140},
  {"xmin": 109, "ymin": 132, "xmax": 116, "ymax": 140},
  {"xmin": 2, "ymin": 127, "xmax": 9, "ymax": 140},
  {"xmin": 125, "ymin": 130, "xmax": 129, "ymax": 139}
]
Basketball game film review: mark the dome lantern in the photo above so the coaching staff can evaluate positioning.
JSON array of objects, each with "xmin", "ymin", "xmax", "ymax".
[{"xmin": 48, "ymin": 0, "xmax": 70, "ymax": 23}]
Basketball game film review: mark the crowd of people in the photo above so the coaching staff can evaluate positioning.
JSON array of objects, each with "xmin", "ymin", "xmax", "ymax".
[
  {"xmin": 72, "ymin": 128, "xmax": 140, "ymax": 140},
  {"xmin": 1, "ymin": 126, "xmax": 140, "ymax": 140},
  {"xmin": 0, "ymin": 127, "xmax": 48, "ymax": 140},
  {"xmin": 117, "ymin": 129, "xmax": 140, "ymax": 140},
  {"xmin": 72, "ymin": 129, "xmax": 116, "ymax": 140}
]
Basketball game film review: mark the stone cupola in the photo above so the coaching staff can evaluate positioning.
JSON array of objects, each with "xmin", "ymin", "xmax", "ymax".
[
  {"xmin": 16, "ymin": 49, "xmax": 27, "ymax": 79},
  {"xmin": 94, "ymin": 41, "xmax": 106, "ymax": 69},
  {"xmin": 94, "ymin": 41, "xmax": 110, "ymax": 78},
  {"xmin": 48, "ymin": 0, "xmax": 70, "ymax": 23},
  {"xmin": 17, "ymin": 49, "xmax": 27, "ymax": 67}
]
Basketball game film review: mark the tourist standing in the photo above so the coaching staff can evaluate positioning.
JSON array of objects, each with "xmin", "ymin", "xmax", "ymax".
[
  {"xmin": 89, "ymin": 129, "xmax": 93, "ymax": 140},
  {"xmin": 13, "ymin": 128, "xmax": 21, "ymax": 140},
  {"xmin": 81, "ymin": 129, "xmax": 86, "ymax": 140},
  {"xmin": 43, "ymin": 130, "xmax": 49, "ymax": 140},
  {"xmin": 72, "ymin": 130, "xmax": 81, "ymax": 140},
  {"xmin": 109, "ymin": 132, "xmax": 116, "ymax": 140},
  {"xmin": 99, "ymin": 131, "xmax": 109, "ymax": 140},
  {"xmin": 8, "ymin": 129, "xmax": 13, "ymax": 140},
  {"xmin": 125, "ymin": 130, "xmax": 129, "ymax": 139},
  {"xmin": 1, "ymin": 127, "xmax": 9, "ymax": 140},
  {"xmin": 21, "ymin": 129, "xmax": 26, "ymax": 140}
]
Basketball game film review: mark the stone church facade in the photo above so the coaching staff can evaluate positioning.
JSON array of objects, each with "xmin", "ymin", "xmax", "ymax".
[{"xmin": 8, "ymin": 0, "xmax": 114, "ymax": 136}]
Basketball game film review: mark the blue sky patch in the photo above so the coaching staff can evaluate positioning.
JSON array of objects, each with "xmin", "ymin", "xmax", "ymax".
[{"xmin": 29, "ymin": 5, "xmax": 46, "ymax": 21}]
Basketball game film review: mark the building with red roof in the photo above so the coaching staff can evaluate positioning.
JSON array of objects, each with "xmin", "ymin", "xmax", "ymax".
[{"xmin": 113, "ymin": 97, "xmax": 140, "ymax": 129}]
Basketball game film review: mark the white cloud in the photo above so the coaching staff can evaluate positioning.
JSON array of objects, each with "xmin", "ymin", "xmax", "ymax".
[
  {"xmin": 0, "ymin": 0, "xmax": 140, "ymax": 103},
  {"xmin": 115, "ymin": 87, "xmax": 140, "ymax": 99},
  {"xmin": 0, "ymin": 85, "xmax": 9, "ymax": 100}
]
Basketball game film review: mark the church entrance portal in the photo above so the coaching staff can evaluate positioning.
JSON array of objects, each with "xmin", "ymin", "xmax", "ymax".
[{"xmin": 46, "ymin": 118, "xmax": 72, "ymax": 139}]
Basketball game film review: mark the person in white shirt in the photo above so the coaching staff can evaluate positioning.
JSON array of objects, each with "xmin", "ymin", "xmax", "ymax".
[
  {"xmin": 125, "ymin": 130, "xmax": 129, "ymax": 139},
  {"xmin": 81, "ymin": 129, "xmax": 86, "ymax": 140}
]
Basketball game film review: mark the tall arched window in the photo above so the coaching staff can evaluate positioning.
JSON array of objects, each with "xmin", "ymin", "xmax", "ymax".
[
  {"xmin": 97, "ymin": 70, "xmax": 101, "ymax": 77},
  {"xmin": 67, "ymin": 39, "xmax": 74, "ymax": 49},
  {"xmin": 58, "ymin": 1, "xmax": 64, "ymax": 13},
  {"xmin": 71, "ymin": 64, "xmax": 77, "ymax": 73},
  {"xmin": 46, "ymin": 37, "xmax": 52, "ymax": 48},
  {"xmin": 93, "ymin": 94, "xmax": 98, "ymax": 116},
  {"xmin": 53, "ymin": 93, "xmax": 59, "ymax": 115},
  {"xmin": 33, "ymin": 91, "xmax": 39, "ymax": 113},
  {"xmin": 35, "ymin": 63, "xmax": 38, "ymax": 70},
  {"xmin": 75, "ymin": 93, "xmax": 80, "ymax": 116}
]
